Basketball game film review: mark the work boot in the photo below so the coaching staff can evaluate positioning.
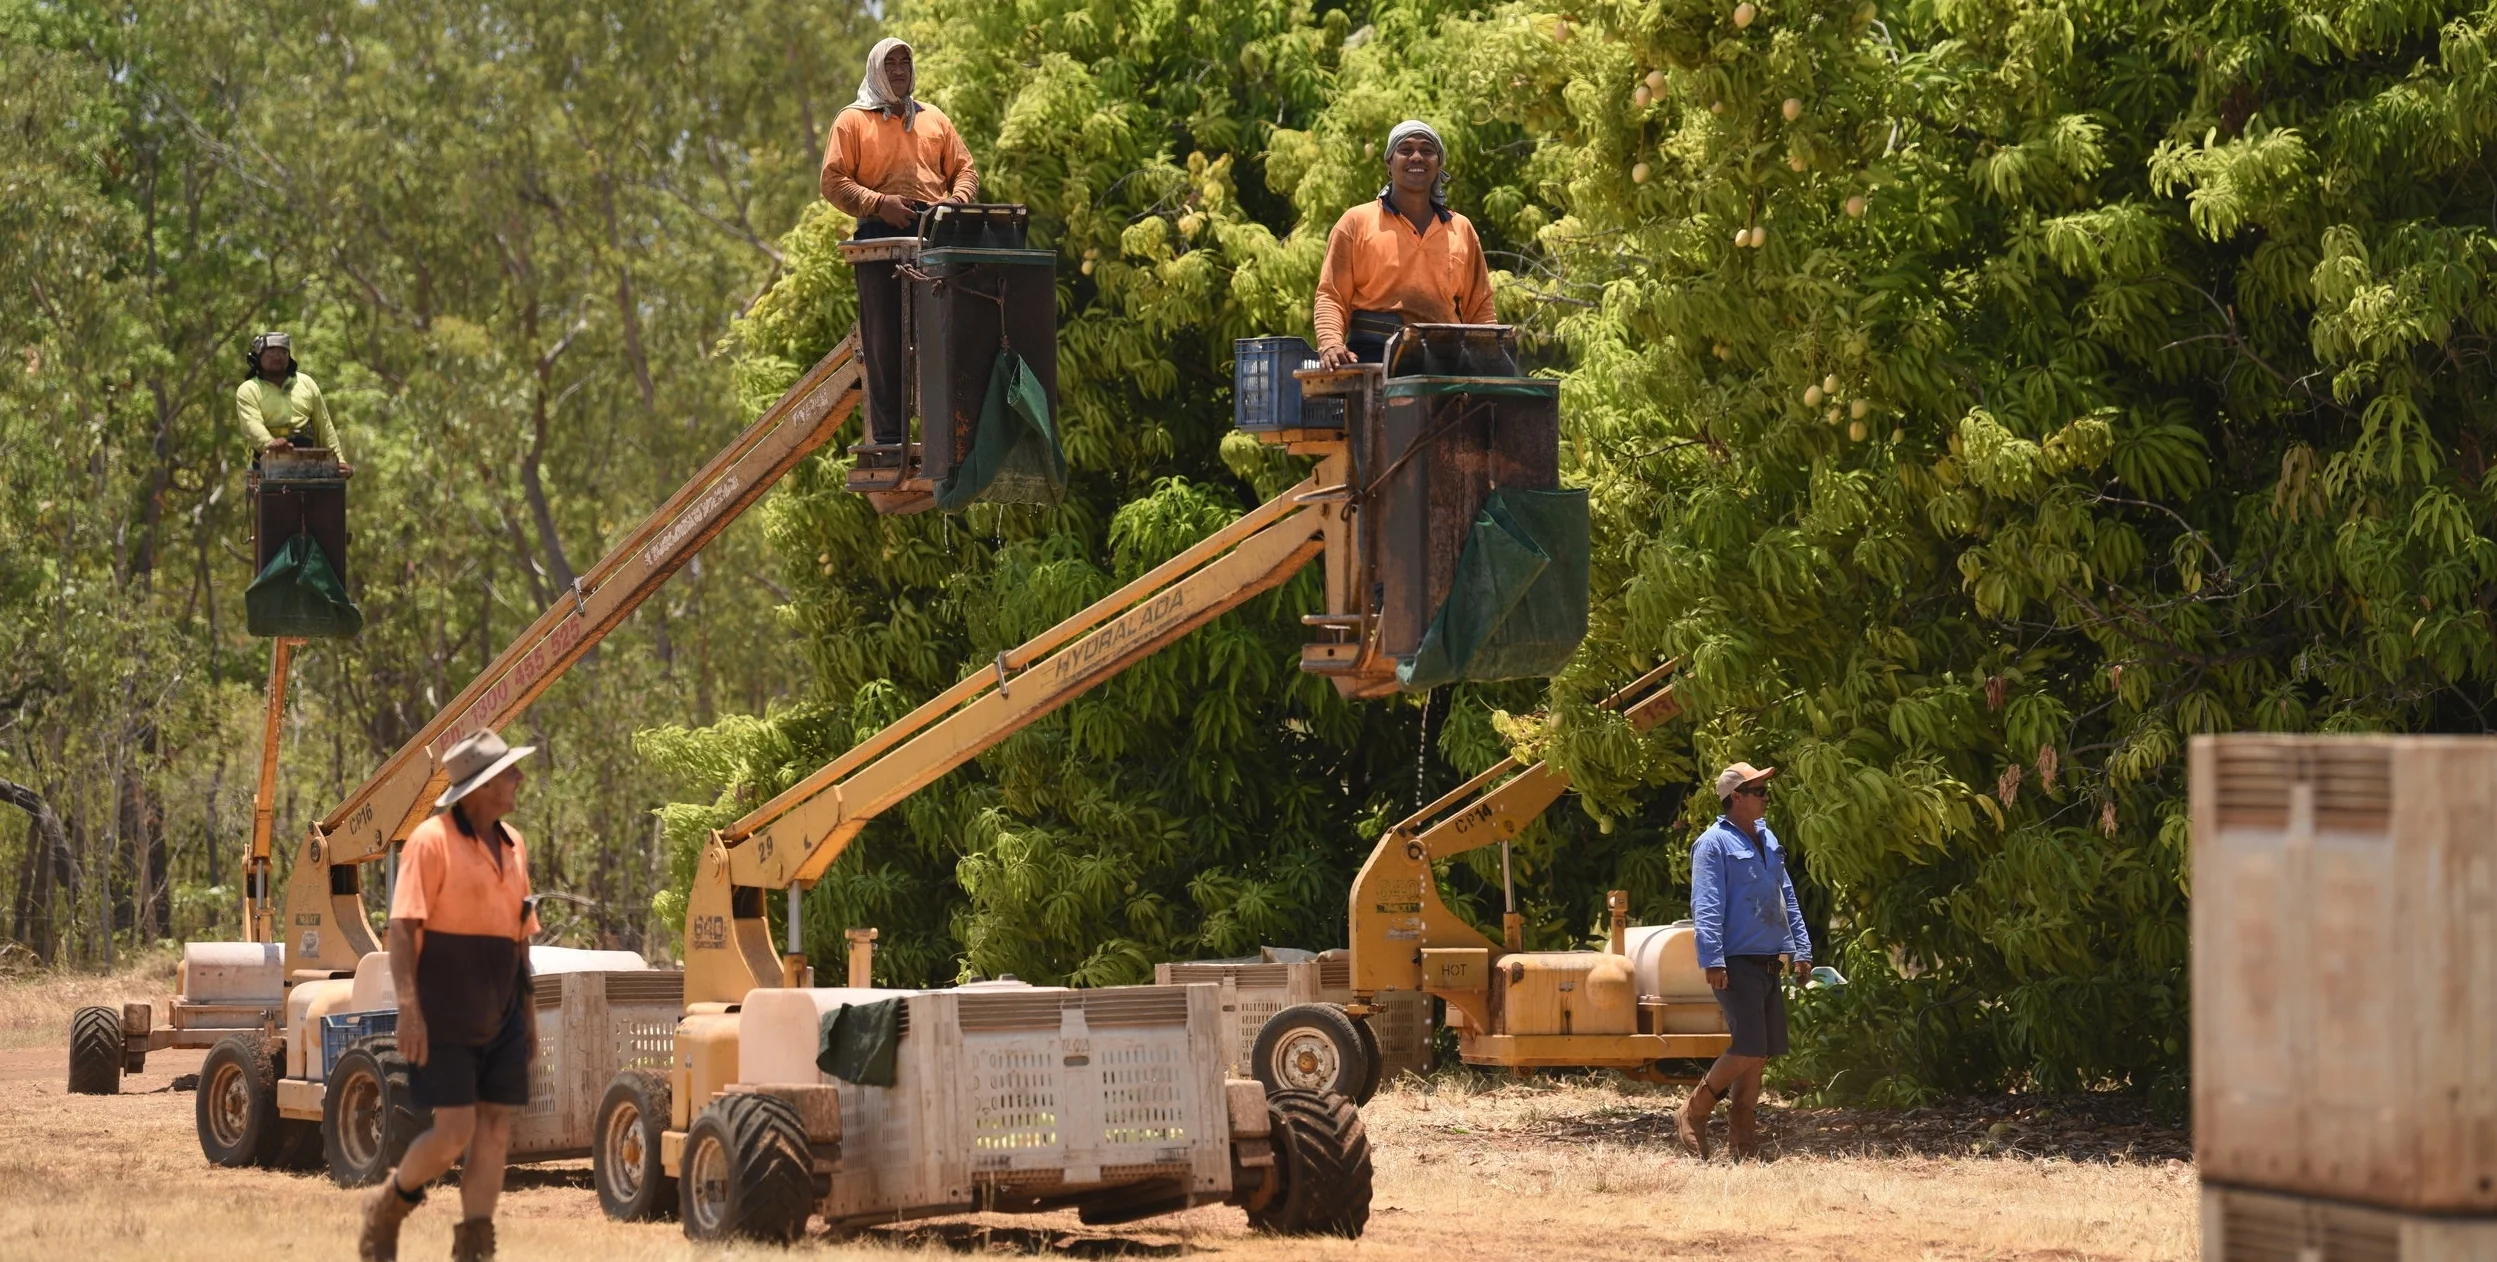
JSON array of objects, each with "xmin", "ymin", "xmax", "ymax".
[
  {"xmin": 1675, "ymin": 1083, "xmax": 1721, "ymax": 1159},
  {"xmin": 1728, "ymin": 1100, "xmax": 1763, "ymax": 1160},
  {"xmin": 358, "ymin": 1174, "xmax": 424, "ymax": 1262},
  {"xmin": 449, "ymin": 1218, "xmax": 495, "ymax": 1262}
]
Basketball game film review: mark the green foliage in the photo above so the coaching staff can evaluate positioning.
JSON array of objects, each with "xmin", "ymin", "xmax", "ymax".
[
  {"xmin": 1390, "ymin": 0, "xmax": 2497, "ymax": 1098},
  {"xmin": 644, "ymin": 0, "xmax": 1456, "ymax": 987},
  {"xmin": 662, "ymin": 0, "xmax": 2497, "ymax": 1104},
  {"xmin": 1, "ymin": 0, "xmax": 872, "ymax": 962}
]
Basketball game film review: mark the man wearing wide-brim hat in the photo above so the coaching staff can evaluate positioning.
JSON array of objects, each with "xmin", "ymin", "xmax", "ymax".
[
  {"xmin": 1676, "ymin": 760, "xmax": 1814, "ymax": 1162},
  {"xmin": 362, "ymin": 730, "xmax": 542, "ymax": 1262}
]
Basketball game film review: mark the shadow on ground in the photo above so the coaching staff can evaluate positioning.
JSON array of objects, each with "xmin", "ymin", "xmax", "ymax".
[
  {"xmin": 861, "ymin": 1222, "xmax": 1189, "ymax": 1257},
  {"xmin": 1545, "ymin": 1093, "xmax": 2192, "ymax": 1163}
]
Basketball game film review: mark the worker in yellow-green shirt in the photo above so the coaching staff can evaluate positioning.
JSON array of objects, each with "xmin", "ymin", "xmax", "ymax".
[{"xmin": 237, "ymin": 331, "xmax": 352, "ymax": 475}]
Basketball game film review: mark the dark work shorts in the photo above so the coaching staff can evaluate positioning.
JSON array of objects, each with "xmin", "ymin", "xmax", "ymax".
[
  {"xmin": 409, "ymin": 991, "xmax": 532, "ymax": 1110},
  {"xmin": 1714, "ymin": 955, "xmax": 1790, "ymax": 1058}
]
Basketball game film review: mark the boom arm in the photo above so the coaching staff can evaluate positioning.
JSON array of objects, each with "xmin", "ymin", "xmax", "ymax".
[
  {"xmin": 681, "ymin": 456, "xmax": 1350, "ymax": 1004},
  {"xmin": 265, "ymin": 334, "xmax": 864, "ymax": 973},
  {"xmin": 1346, "ymin": 662, "xmax": 1683, "ymax": 995}
]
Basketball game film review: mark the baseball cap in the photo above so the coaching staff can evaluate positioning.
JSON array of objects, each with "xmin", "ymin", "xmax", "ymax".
[{"xmin": 1714, "ymin": 761, "xmax": 1776, "ymax": 799}]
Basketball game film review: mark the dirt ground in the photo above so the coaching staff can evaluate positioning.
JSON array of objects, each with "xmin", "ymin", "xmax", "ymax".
[{"xmin": 0, "ymin": 962, "xmax": 2198, "ymax": 1261}]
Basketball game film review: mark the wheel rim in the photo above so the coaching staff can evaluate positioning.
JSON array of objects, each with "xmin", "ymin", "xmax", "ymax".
[
  {"xmin": 1270, "ymin": 1028, "xmax": 1341, "ymax": 1091},
  {"xmin": 601, "ymin": 1100, "xmax": 646, "ymax": 1202},
  {"xmin": 207, "ymin": 1059, "xmax": 252, "ymax": 1148},
  {"xmin": 685, "ymin": 1131, "xmax": 730, "ymax": 1234},
  {"xmin": 337, "ymin": 1064, "xmax": 385, "ymax": 1172}
]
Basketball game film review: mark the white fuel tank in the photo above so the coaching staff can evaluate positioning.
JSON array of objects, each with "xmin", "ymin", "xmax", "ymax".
[
  {"xmin": 1623, "ymin": 921, "xmax": 1714, "ymax": 1001},
  {"xmin": 179, "ymin": 942, "xmax": 286, "ymax": 1003},
  {"xmin": 527, "ymin": 945, "xmax": 648, "ymax": 975},
  {"xmin": 340, "ymin": 945, "xmax": 649, "ymax": 1014}
]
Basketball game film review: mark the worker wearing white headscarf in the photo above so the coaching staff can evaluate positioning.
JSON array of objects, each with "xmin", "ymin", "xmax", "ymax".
[
  {"xmin": 819, "ymin": 38, "xmax": 978, "ymax": 224},
  {"xmin": 1313, "ymin": 119, "xmax": 1495, "ymax": 370},
  {"xmin": 820, "ymin": 37, "xmax": 980, "ymax": 445}
]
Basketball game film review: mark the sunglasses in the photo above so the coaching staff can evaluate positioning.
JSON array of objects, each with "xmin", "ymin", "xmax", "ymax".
[{"xmin": 1734, "ymin": 785, "xmax": 1770, "ymax": 799}]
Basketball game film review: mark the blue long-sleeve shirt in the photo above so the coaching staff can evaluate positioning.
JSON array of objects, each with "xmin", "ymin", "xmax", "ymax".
[{"xmin": 1689, "ymin": 814, "xmax": 1812, "ymax": 969}]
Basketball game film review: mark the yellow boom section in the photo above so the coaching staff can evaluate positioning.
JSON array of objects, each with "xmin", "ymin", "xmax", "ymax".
[
  {"xmin": 1346, "ymin": 662, "xmax": 1683, "ymax": 996},
  {"xmin": 321, "ymin": 335, "xmax": 863, "ymax": 862},
  {"xmin": 718, "ymin": 472, "xmax": 1337, "ymax": 891},
  {"xmin": 262, "ymin": 335, "xmax": 862, "ymax": 971}
]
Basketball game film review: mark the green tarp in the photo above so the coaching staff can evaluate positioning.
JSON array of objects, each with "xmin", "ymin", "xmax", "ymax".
[
  {"xmin": 815, "ymin": 997, "xmax": 903, "ymax": 1087},
  {"xmin": 934, "ymin": 348, "xmax": 1065, "ymax": 511},
  {"xmin": 1396, "ymin": 488, "xmax": 1591, "ymax": 690},
  {"xmin": 245, "ymin": 532, "xmax": 363, "ymax": 639}
]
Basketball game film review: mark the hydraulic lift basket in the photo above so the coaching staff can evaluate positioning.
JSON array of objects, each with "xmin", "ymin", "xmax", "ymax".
[
  {"xmin": 908, "ymin": 245, "xmax": 1058, "ymax": 497},
  {"xmin": 1366, "ymin": 373, "xmax": 1568, "ymax": 670}
]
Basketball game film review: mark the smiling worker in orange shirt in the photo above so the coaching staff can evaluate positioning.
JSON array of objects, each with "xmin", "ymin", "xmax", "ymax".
[{"xmin": 1313, "ymin": 120, "xmax": 1497, "ymax": 370}]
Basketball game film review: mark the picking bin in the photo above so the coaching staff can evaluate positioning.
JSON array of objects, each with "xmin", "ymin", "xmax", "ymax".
[{"xmin": 907, "ymin": 247, "xmax": 1058, "ymax": 493}]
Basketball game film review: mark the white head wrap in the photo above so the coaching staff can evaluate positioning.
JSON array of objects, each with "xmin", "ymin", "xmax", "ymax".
[
  {"xmin": 850, "ymin": 37, "xmax": 921, "ymax": 131},
  {"xmin": 1379, "ymin": 119, "xmax": 1451, "ymax": 208}
]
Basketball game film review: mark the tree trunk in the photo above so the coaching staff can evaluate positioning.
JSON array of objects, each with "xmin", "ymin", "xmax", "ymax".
[
  {"xmin": 523, "ymin": 323, "xmax": 583, "ymax": 598},
  {"xmin": 1, "ymin": 778, "xmax": 75, "ymax": 963}
]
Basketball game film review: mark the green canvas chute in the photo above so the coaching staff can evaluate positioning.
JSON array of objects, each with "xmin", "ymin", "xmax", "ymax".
[
  {"xmin": 934, "ymin": 348, "xmax": 1065, "ymax": 510},
  {"xmin": 245, "ymin": 532, "xmax": 363, "ymax": 639},
  {"xmin": 1396, "ymin": 488, "xmax": 1590, "ymax": 690},
  {"xmin": 815, "ymin": 997, "xmax": 903, "ymax": 1087}
]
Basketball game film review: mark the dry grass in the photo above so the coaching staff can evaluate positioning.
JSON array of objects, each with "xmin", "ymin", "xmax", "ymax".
[
  {"xmin": 0, "ymin": 967, "xmax": 2199, "ymax": 1260},
  {"xmin": 0, "ymin": 948, "xmax": 178, "ymax": 1050}
]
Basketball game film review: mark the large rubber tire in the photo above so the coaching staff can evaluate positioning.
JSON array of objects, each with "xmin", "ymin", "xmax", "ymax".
[
  {"xmin": 1251, "ymin": 1003, "xmax": 1370, "ymax": 1101},
  {"xmin": 678, "ymin": 1093, "xmax": 815, "ymax": 1243},
  {"xmin": 1351, "ymin": 1016, "xmax": 1384, "ymax": 1104},
  {"xmin": 197, "ymin": 1035, "xmax": 291, "ymax": 1167},
  {"xmin": 68, "ymin": 1006, "xmax": 123, "ymax": 1096},
  {"xmin": 1246, "ymin": 1089, "xmax": 1373, "ymax": 1239},
  {"xmin": 595, "ymin": 1069, "xmax": 677, "ymax": 1221},
  {"xmin": 323, "ymin": 1037, "xmax": 431, "ymax": 1187}
]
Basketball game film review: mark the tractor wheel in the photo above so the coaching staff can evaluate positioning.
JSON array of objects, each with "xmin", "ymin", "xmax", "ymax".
[
  {"xmin": 1351, "ymin": 1016, "xmax": 1384, "ymax": 1104},
  {"xmin": 68, "ymin": 1006, "xmax": 123, "ymax": 1095},
  {"xmin": 1251, "ymin": 1003, "xmax": 1370, "ymax": 1101},
  {"xmin": 1245, "ymin": 1088, "xmax": 1373, "ymax": 1238},
  {"xmin": 324, "ymin": 1037, "xmax": 430, "ymax": 1187},
  {"xmin": 198, "ymin": 1035, "xmax": 290, "ymax": 1167},
  {"xmin": 595, "ymin": 1069, "xmax": 677, "ymax": 1221},
  {"xmin": 678, "ymin": 1092, "xmax": 814, "ymax": 1243}
]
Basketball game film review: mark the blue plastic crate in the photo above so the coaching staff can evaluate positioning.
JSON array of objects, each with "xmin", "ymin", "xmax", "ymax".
[
  {"xmin": 319, "ymin": 1009, "xmax": 398, "ymax": 1082},
  {"xmin": 1234, "ymin": 336, "xmax": 1328, "ymax": 431}
]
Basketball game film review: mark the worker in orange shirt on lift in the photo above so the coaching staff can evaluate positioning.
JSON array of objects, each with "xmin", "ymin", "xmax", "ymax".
[
  {"xmin": 819, "ymin": 37, "xmax": 980, "ymax": 452},
  {"xmin": 1313, "ymin": 120, "xmax": 1496, "ymax": 370}
]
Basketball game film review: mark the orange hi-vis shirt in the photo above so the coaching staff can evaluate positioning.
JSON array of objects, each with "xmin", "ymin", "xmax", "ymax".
[
  {"xmin": 819, "ymin": 104, "xmax": 979, "ymax": 220},
  {"xmin": 390, "ymin": 812, "xmax": 541, "ymax": 1045},
  {"xmin": 1312, "ymin": 196, "xmax": 1497, "ymax": 355}
]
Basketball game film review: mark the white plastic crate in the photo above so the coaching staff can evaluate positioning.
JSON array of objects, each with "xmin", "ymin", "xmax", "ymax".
[
  {"xmin": 509, "ymin": 967, "xmax": 684, "ymax": 1157},
  {"xmin": 1156, "ymin": 956, "xmax": 1433, "ymax": 1083},
  {"xmin": 737, "ymin": 982, "xmax": 1235, "ymax": 1226}
]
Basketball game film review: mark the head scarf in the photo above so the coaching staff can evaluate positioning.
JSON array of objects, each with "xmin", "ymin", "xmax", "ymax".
[
  {"xmin": 1378, "ymin": 119, "xmax": 1452, "ymax": 212},
  {"xmin": 851, "ymin": 37, "xmax": 921, "ymax": 131}
]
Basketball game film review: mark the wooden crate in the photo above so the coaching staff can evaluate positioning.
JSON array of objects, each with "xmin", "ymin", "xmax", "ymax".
[
  {"xmin": 2190, "ymin": 735, "xmax": 2497, "ymax": 1214},
  {"xmin": 2203, "ymin": 1183, "xmax": 2497, "ymax": 1261}
]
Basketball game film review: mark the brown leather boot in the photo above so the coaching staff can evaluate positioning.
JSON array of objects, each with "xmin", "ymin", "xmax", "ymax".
[
  {"xmin": 358, "ymin": 1175, "xmax": 423, "ymax": 1262},
  {"xmin": 1675, "ymin": 1083, "xmax": 1722, "ymax": 1159},
  {"xmin": 449, "ymin": 1219, "xmax": 495, "ymax": 1262},
  {"xmin": 1728, "ymin": 1100, "xmax": 1762, "ymax": 1160}
]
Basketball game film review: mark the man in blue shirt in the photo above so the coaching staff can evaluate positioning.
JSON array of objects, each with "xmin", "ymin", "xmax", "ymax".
[{"xmin": 1676, "ymin": 761, "xmax": 1813, "ymax": 1160}]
